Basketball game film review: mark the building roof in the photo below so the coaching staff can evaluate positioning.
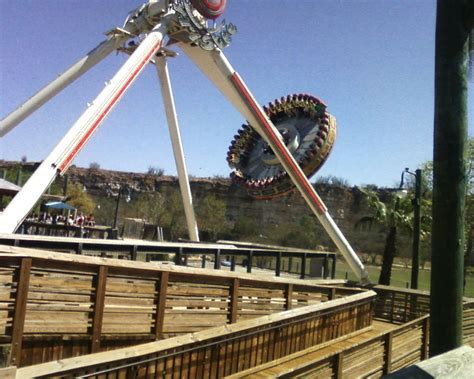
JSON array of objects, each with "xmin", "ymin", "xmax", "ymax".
[{"xmin": 0, "ymin": 178, "xmax": 22, "ymax": 196}]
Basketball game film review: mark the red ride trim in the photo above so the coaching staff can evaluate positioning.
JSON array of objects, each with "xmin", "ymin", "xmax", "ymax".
[
  {"xmin": 230, "ymin": 72, "xmax": 327, "ymax": 214},
  {"xmin": 57, "ymin": 39, "xmax": 162, "ymax": 173},
  {"xmin": 191, "ymin": 0, "xmax": 226, "ymax": 19},
  {"xmin": 203, "ymin": 0, "xmax": 224, "ymax": 11}
]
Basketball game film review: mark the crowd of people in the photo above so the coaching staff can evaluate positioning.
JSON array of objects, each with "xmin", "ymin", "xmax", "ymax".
[{"xmin": 27, "ymin": 212, "xmax": 96, "ymax": 227}]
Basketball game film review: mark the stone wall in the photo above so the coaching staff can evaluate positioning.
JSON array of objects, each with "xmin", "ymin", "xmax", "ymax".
[{"xmin": 0, "ymin": 161, "xmax": 399, "ymax": 256}]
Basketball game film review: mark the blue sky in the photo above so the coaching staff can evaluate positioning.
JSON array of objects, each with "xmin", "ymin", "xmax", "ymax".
[{"xmin": 1, "ymin": 0, "xmax": 472, "ymax": 187}]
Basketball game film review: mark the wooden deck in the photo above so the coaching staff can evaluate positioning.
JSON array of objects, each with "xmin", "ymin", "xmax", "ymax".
[
  {"xmin": 226, "ymin": 320, "xmax": 400, "ymax": 378},
  {"xmin": 1, "ymin": 242, "xmax": 473, "ymax": 378}
]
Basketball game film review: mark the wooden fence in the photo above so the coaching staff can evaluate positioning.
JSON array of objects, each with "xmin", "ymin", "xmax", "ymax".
[
  {"xmin": 12, "ymin": 291, "xmax": 376, "ymax": 378},
  {"xmin": 0, "ymin": 234, "xmax": 337, "ymax": 279},
  {"xmin": 0, "ymin": 245, "xmax": 359, "ymax": 368},
  {"xmin": 373, "ymin": 285, "xmax": 474, "ymax": 348},
  {"xmin": 230, "ymin": 315, "xmax": 430, "ymax": 378},
  {"xmin": 372, "ymin": 285, "xmax": 431, "ymax": 323}
]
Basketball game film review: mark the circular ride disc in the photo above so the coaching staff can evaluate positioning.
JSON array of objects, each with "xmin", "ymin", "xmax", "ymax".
[
  {"xmin": 227, "ymin": 94, "xmax": 336, "ymax": 200},
  {"xmin": 190, "ymin": 0, "xmax": 227, "ymax": 19}
]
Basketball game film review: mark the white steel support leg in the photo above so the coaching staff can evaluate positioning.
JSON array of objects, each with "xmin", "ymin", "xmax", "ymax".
[
  {"xmin": 181, "ymin": 44, "xmax": 369, "ymax": 282},
  {"xmin": 0, "ymin": 23, "xmax": 168, "ymax": 234},
  {"xmin": 0, "ymin": 36, "xmax": 128, "ymax": 137},
  {"xmin": 155, "ymin": 56, "xmax": 200, "ymax": 242}
]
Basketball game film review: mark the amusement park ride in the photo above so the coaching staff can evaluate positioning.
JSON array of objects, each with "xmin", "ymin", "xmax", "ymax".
[{"xmin": 0, "ymin": 0, "xmax": 368, "ymax": 282}]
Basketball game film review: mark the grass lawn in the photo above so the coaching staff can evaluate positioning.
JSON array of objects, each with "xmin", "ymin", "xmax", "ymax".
[{"xmin": 335, "ymin": 260, "xmax": 474, "ymax": 298}]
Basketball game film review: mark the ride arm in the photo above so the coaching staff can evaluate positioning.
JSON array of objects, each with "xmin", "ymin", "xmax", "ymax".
[
  {"xmin": 180, "ymin": 43, "xmax": 369, "ymax": 282},
  {"xmin": 0, "ymin": 23, "xmax": 168, "ymax": 233},
  {"xmin": 0, "ymin": 35, "xmax": 129, "ymax": 137}
]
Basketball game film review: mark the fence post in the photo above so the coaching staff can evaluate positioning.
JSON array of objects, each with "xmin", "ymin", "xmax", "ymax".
[
  {"xmin": 285, "ymin": 283, "xmax": 293, "ymax": 310},
  {"xmin": 390, "ymin": 291, "xmax": 395, "ymax": 323},
  {"xmin": 404, "ymin": 292, "xmax": 410, "ymax": 323},
  {"xmin": 230, "ymin": 256, "xmax": 236, "ymax": 271},
  {"xmin": 91, "ymin": 266, "xmax": 108, "ymax": 353},
  {"xmin": 76, "ymin": 242, "xmax": 83, "ymax": 255},
  {"xmin": 276, "ymin": 252, "xmax": 282, "ymax": 277},
  {"xmin": 10, "ymin": 258, "xmax": 32, "ymax": 367},
  {"xmin": 155, "ymin": 271, "xmax": 169, "ymax": 340},
  {"xmin": 323, "ymin": 255, "xmax": 329, "ymax": 278},
  {"xmin": 228, "ymin": 278, "xmax": 239, "ymax": 324},
  {"xmin": 334, "ymin": 352, "xmax": 343, "ymax": 379},
  {"xmin": 130, "ymin": 245, "xmax": 138, "ymax": 261},
  {"xmin": 300, "ymin": 253, "xmax": 307, "ymax": 279},
  {"xmin": 214, "ymin": 249, "xmax": 221, "ymax": 270},
  {"xmin": 383, "ymin": 332, "xmax": 393, "ymax": 374},
  {"xmin": 331, "ymin": 255, "xmax": 336, "ymax": 279},
  {"xmin": 247, "ymin": 250, "xmax": 253, "ymax": 273},
  {"xmin": 175, "ymin": 247, "xmax": 182, "ymax": 265},
  {"xmin": 422, "ymin": 317, "xmax": 430, "ymax": 360},
  {"xmin": 201, "ymin": 254, "xmax": 206, "ymax": 268}
]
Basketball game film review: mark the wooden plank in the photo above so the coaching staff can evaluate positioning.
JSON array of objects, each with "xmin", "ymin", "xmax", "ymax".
[
  {"xmin": 229, "ymin": 278, "xmax": 239, "ymax": 324},
  {"xmin": 226, "ymin": 327, "xmax": 372, "ymax": 379},
  {"xmin": 10, "ymin": 257, "xmax": 32, "ymax": 367},
  {"xmin": 91, "ymin": 266, "xmax": 107, "ymax": 353},
  {"xmin": 155, "ymin": 271, "xmax": 168, "ymax": 340},
  {"xmin": 0, "ymin": 366, "xmax": 16, "ymax": 379},
  {"xmin": 167, "ymin": 285, "xmax": 229, "ymax": 297}
]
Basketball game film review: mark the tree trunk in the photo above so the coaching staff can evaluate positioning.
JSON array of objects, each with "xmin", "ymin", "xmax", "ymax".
[
  {"xmin": 378, "ymin": 226, "xmax": 397, "ymax": 285},
  {"xmin": 430, "ymin": 0, "xmax": 469, "ymax": 357}
]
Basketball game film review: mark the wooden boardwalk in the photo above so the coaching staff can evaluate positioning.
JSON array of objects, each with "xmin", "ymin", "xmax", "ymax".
[
  {"xmin": 1, "ymin": 242, "xmax": 473, "ymax": 378},
  {"xmin": 226, "ymin": 320, "xmax": 400, "ymax": 378}
]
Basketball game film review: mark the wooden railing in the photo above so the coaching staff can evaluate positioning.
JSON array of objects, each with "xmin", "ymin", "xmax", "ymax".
[
  {"xmin": 372, "ymin": 285, "xmax": 431, "ymax": 323},
  {"xmin": 0, "ymin": 245, "xmax": 360, "ymax": 368},
  {"xmin": 19, "ymin": 221, "xmax": 112, "ymax": 239},
  {"xmin": 0, "ymin": 234, "xmax": 337, "ymax": 279},
  {"xmin": 230, "ymin": 314, "xmax": 430, "ymax": 378},
  {"xmin": 12, "ymin": 291, "xmax": 375, "ymax": 378},
  {"xmin": 373, "ymin": 285, "xmax": 473, "ymax": 348}
]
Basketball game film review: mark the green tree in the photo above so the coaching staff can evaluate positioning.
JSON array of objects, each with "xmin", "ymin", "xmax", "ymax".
[
  {"xmin": 67, "ymin": 183, "xmax": 95, "ymax": 214},
  {"xmin": 132, "ymin": 192, "xmax": 166, "ymax": 223},
  {"xmin": 146, "ymin": 166, "xmax": 164, "ymax": 176},
  {"xmin": 357, "ymin": 189, "xmax": 414, "ymax": 285},
  {"xmin": 156, "ymin": 190, "xmax": 187, "ymax": 240},
  {"xmin": 231, "ymin": 216, "xmax": 262, "ymax": 240},
  {"xmin": 278, "ymin": 215, "xmax": 319, "ymax": 249},
  {"xmin": 196, "ymin": 194, "xmax": 230, "ymax": 241}
]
